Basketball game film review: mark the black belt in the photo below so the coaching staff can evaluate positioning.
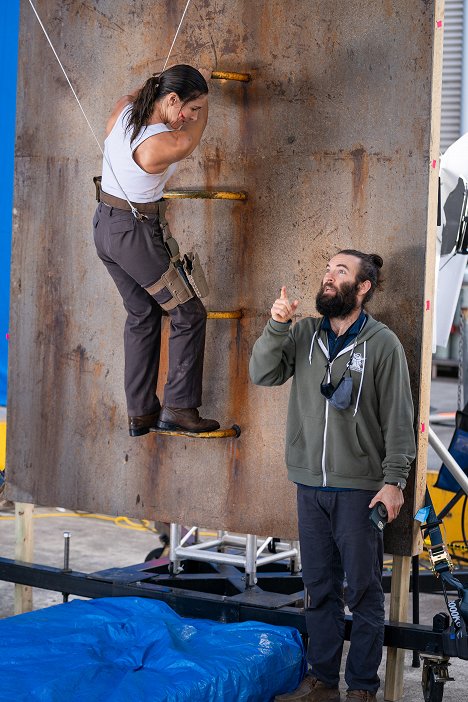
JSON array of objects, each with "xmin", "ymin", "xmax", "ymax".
[
  {"xmin": 93, "ymin": 176, "xmax": 163, "ymax": 215},
  {"xmin": 99, "ymin": 189, "xmax": 163, "ymax": 215}
]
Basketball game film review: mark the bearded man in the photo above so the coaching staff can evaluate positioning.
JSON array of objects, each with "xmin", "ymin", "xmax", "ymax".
[{"xmin": 249, "ymin": 250, "xmax": 416, "ymax": 702}]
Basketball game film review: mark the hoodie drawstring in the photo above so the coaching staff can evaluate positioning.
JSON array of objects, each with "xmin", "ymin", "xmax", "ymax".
[
  {"xmin": 308, "ymin": 330, "xmax": 318, "ymax": 365},
  {"xmin": 353, "ymin": 339, "xmax": 366, "ymax": 417}
]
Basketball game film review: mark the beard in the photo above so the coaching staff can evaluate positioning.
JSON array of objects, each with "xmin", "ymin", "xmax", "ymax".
[{"xmin": 315, "ymin": 281, "xmax": 360, "ymax": 318}]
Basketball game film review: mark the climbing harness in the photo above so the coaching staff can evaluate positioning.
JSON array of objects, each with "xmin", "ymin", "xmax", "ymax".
[{"xmin": 94, "ymin": 177, "xmax": 209, "ymax": 310}]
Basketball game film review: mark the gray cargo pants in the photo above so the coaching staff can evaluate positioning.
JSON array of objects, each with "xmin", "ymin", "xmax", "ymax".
[
  {"xmin": 93, "ymin": 203, "xmax": 207, "ymax": 416},
  {"xmin": 297, "ymin": 486, "xmax": 385, "ymax": 694}
]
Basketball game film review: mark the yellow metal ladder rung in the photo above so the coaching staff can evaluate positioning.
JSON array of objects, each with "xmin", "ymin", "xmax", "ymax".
[
  {"xmin": 164, "ymin": 190, "xmax": 247, "ymax": 201},
  {"xmin": 153, "ymin": 425, "xmax": 241, "ymax": 439},
  {"xmin": 207, "ymin": 311, "xmax": 243, "ymax": 320},
  {"xmin": 211, "ymin": 71, "xmax": 251, "ymax": 82}
]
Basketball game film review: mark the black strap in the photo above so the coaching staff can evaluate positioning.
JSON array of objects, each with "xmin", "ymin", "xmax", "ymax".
[{"xmin": 422, "ymin": 487, "xmax": 468, "ymax": 625}]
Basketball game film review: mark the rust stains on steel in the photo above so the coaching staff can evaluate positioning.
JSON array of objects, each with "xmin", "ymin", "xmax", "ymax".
[
  {"xmin": 203, "ymin": 145, "xmax": 223, "ymax": 185},
  {"xmin": 222, "ymin": 315, "xmax": 251, "ymax": 521},
  {"xmin": 164, "ymin": 190, "xmax": 248, "ymax": 200},
  {"xmin": 350, "ymin": 146, "xmax": 370, "ymax": 210}
]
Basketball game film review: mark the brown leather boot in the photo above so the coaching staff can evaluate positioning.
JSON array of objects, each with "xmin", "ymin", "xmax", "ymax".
[
  {"xmin": 275, "ymin": 675, "xmax": 340, "ymax": 701},
  {"xmin": 128, "ymin": 409, "xmax": 161, "ymax": 437},
  {"xmin": 346, "ymin": 691, "xmax": 377, "ymax": 702},
  {"xmin": 157, "ymin": 407, "xmax": 220, "ymax": 433}
]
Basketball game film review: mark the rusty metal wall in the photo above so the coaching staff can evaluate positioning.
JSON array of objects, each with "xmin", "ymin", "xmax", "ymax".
[{"xmin": 7, "ymin": 0, "xmax": 440, "ymax": 554}]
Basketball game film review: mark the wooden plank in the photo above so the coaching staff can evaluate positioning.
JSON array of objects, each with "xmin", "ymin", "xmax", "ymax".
[
  {"xmin": 411, "ymin": 0, "xmax": 445, "ymax": 557},
  {"xmin": 385, "ymin": 11, "xmax": 443, "ymax": 696},
  {"xmin": 14, "ymin": 502, "xmax": 34, "ymax": 614},
  {"xmin": 384, "ymin": 555, "xmax": 411, "ymax": 701}
]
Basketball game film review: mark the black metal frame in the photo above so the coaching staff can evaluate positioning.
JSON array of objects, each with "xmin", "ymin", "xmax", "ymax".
[{"xmin": 1, "ymin": 554, "xmax": 467, "ymax": 659}]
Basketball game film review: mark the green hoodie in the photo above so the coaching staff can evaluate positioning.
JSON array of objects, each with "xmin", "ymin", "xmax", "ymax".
[{"xmin": 249, "ymin": 314, "xmax": 416, "ymax": 490}]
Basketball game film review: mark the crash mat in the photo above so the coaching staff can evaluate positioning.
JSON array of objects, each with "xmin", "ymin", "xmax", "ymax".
[{"xmin": 0, "ymin": 596, "xmax": 305, "ymax": 701}]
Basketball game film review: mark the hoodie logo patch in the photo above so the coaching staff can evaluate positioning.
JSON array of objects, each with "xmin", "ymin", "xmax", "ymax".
[{"xmin": 350, "ymin": 353, "xmax": 364, "ymax": 373}]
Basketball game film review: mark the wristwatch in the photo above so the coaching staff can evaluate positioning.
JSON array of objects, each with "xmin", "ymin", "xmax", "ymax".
[{"xmin": 386, "ymin": 481, "xmax": 403, "ymax": 490}]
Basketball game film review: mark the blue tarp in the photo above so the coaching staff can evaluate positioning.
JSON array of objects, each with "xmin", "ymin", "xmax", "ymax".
[
  {"xmin": 0, "ymin": 597, "xmax": 306, "ymax": 701},
  {"xmin": 0, "ymin": 1, "xmax": 20, "ymax": 405},
  {"xmin": 435, "ymin": 426, "xmax": 468, "ymax": 493}
]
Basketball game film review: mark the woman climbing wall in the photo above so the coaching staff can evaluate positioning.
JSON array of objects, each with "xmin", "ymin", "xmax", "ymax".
[{"xmin": 93, "ymin": 65, "xmax": 220, "ymax": 436}]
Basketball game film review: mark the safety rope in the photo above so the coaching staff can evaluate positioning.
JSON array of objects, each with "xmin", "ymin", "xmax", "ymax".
[
  {"xmin": 27, "ymin": 0, "xmax": 103, "ymax": 158},
  {"xmin": 27, "ymin": 0, "xmax": 193, "ymax": 219},
  {"xmin": 162, "ymin": 0, "xmax": 192, "ymax": 72}
]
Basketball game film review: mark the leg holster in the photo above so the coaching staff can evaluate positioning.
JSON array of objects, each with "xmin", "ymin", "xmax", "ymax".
[
  {"xmin": 146, "ymin": 262, "xmax": 194, "ymax": 311},
  {"xmin": 145, "ymin": 201, "xmax": 209, "ymax": 311}
]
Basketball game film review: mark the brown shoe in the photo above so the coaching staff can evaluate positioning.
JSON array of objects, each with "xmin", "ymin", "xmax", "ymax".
[
  {"xmin": 157, "ymin": 407, "xmax": 220, "ymax": 433},
  {"xmin": 128, "ymin": 409, "xmax": 161, "ymax": 437},
  {"xmin": 346, "ymin": 691, "xmax": 377, "ymax": 702},
  {"xmin": 275, "ymin": 675, "xmax": 340, "ymax": 701}
]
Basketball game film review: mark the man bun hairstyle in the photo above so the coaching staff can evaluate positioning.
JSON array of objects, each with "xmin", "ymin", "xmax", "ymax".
[
  {"xmin": 338, "ymin": 249, "xmax": 383, "ymax": 304},
  {"xmin": 126, "ymin": 64, "xmax": 208, "ymax": 144}
]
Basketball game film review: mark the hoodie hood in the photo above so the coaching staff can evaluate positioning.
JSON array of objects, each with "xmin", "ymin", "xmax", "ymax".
[
  {"xmin": 308, "ymin": 314, "xmax": 388, "ymax": 416},
  {"xmin": 309, "ymin": 315, "xmax": 388, "ymax": 361}
]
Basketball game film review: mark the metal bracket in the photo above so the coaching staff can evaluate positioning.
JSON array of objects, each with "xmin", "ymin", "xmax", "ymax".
[{"xmin": 428, "ymin": 543, "xmax": 454, "ymax": 576}]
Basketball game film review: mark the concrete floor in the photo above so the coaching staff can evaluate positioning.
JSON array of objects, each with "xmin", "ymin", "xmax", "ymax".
[{"xmin": 0, "ymin": 378, "xmax": 467, "ymax": 700}]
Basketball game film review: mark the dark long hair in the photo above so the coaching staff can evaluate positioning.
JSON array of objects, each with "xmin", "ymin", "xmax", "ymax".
[
  {"xmin": 126, "ymin": 64, "xmax": 208, "ymax": 143},
  {"xmin": 337, "ymin": 249, "xmax": 383, "ymax": 304}
]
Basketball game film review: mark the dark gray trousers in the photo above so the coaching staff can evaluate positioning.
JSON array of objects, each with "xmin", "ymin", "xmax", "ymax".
[
  {"xmin": 297, "ymin": 486, "xmax": 385, "ymax": 693},
  {"xmin": 93, "ymin": 203, "xmax": 207, "ymax": 416}
]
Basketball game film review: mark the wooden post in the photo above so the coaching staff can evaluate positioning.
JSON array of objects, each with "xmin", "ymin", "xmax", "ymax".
[
  {"xmin": 14, "ymin": 502, "xmax": 34, "ymax": 614},
  {"xmin": 384, "ymin": 2, "xmax": 444, "ymax": 697},
  {"xmin": 384, "ymin": 555, "xmax": 411, "ymax": 701}
]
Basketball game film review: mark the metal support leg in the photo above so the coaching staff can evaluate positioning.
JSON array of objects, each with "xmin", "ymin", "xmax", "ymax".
[
  {"xmin": 412, "ymin": 555, "xmax": 421, "ymax": 668},
  {"xmin": 245, "ymin": 534, "xmax": 257, "ymax": 588},
  {"xmin": 290, "ymin": 540, "xmax": 301, "ymax": 574},
  {"xmin": 62, "ymin": 531, "xmax": 71, "ymax": 603},
  {"xmin": 169, "ymin": 523, "xmax": 182, "ymax": 575},
  {"xmin": 217, "ymin": 530, "xmax": 226, "ymax": 552}
]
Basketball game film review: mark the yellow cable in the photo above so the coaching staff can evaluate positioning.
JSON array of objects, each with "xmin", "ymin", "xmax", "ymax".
[
  {"xmin": 0, "ymin": 511, "xmax": 155, "ymax": 532},
  {"xmin": 0, "ymin": 511, "xmax": 218, "ymax": 538}
]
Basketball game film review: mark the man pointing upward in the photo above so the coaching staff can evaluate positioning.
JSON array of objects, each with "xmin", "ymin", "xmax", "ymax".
[{"xmin": 250, "ymin": 250, "xmax": 416, "ymax": 701}]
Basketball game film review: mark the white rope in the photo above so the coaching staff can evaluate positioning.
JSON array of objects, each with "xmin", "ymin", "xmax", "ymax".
[
  {"xmin": 28, "ymin": 0, "xmax": 144, "ymax": 217},
  {"xmin": 27, "ymin": 0, "xmax": 104, "ymax": 157},
  {"xmin": 162, "ymin": 0, "xmax": 192, "ymax": 72},
  {"xmin": 28, "ymin": 0, "xmax": 193, "ymax": 218}
]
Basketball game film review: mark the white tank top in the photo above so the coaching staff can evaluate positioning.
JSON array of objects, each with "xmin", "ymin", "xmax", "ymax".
[{"xmin": 101, "ymin": 105, "xmax": 177, "ymax": 203}]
